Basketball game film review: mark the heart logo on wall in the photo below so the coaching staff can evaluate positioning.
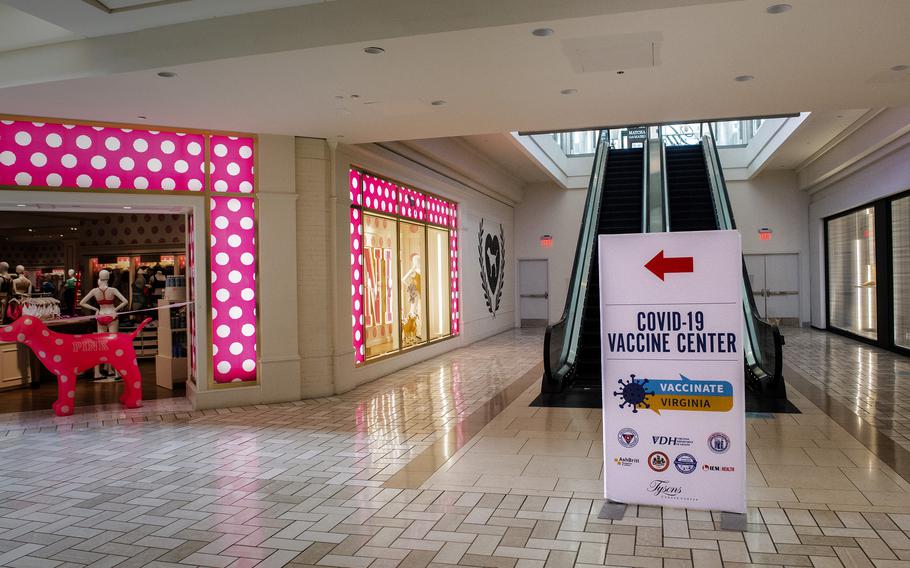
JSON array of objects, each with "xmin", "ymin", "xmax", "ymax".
[{"xmin": 478, "ymin": 218, "xmax": 505, "ymax": 317}]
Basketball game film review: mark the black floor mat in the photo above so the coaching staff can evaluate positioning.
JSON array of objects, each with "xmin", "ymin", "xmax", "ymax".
[{"xmin": 531, "ymin": 385, "xmax": 801, "ymax": 414}]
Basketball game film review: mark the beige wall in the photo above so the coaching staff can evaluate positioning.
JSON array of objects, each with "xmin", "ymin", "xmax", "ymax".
[{"xmin": 514, "ymin": 182, "xmax": 587, "ymax": 325}]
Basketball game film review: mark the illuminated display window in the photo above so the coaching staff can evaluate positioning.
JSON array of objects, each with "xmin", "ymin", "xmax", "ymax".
[{"xmin": 350, "ymin": 168, "xmax": 459, "ymax": 365}]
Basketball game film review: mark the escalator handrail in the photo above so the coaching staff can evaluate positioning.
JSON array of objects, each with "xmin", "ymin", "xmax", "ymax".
[
  {"xmin": 701, "ymin": 130, "xmax": 787, "ymax": 397},
  {"xmin": 543, "ymin": 131, "xmax": 610, "ymax": 388}
]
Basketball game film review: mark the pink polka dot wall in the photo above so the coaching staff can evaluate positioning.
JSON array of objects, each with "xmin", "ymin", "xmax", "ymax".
[
  {"xmin": 0, "ymin": 117, "xmax": 259, "ymax": 385},
  {"xmin": 349, "ymin": 167, "xmax": 459, "ymax": 365}
]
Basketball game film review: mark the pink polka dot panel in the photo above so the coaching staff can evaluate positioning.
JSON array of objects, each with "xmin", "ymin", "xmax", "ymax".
[
  {"xmin": 360, "ymin": 172, "xmax": 399, "ymax": 215},
  {"xmin": 209, "ymin": 135, "xmax": 255, "ymax": 193},
  {"xmin": 349, "ymin": 167, "xmax": 460, "ymax": 366},
  {"xmin": 0, "ymin": 119, "xmax": 205, "ymax": 191},
  {"xmin": 209, "ymin": 196, "xmax": 258, "ymax": 383},
  {"xmin": 350, "ymin": 207, "xmax": 365, "ymax": 365}
]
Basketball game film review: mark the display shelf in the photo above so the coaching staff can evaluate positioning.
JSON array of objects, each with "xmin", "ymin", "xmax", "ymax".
[
  {"xmin": 0, "ymin": 342, "xmax": 30, "ymax": 391},
  {"xmin": 155, "ymin": 299, "xmax": 188, "ymax": 390}
]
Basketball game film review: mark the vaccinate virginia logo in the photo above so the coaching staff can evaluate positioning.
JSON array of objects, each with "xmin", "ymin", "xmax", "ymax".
[
  {"xmin": 617, "ymin": 428, "xmax": 639, "ymax": 448},
  {"xmin": 613, "ymin": 374, "xmax": 733, "ymax": 414}
]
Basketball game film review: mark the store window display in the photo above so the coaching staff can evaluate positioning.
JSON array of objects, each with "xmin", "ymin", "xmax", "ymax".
[
  {"xmin": 400, "ymin": 222, "xmax": 427, "ymax": 348},
  {"xmin": 80, "ymin": 269, "xmax": 129, "ymax": 380},
  {"xmin": 350, "ymin": 168, "xmax": 459, "ymax": 364},
  {"xmin": 363, "ymin": 214, "xmax": 399, "ymax": 359}
]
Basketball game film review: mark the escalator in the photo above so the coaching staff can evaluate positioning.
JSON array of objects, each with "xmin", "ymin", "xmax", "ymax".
[
  {"xmin": 537, "ymin": 128, "xmax": 790, "ymax": 410},
  {"xmin": 538, "ymin": 134, "xmax": 645, "ymax": 405},
  {"xmin": 665, "ymin": 136, "xmax": 789, "ymax": 406}
]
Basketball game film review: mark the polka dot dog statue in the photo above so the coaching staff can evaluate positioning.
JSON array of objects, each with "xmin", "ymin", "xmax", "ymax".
[{"xmin": 0, "ymin": 316, "xmax": 152, "ymax": 416}]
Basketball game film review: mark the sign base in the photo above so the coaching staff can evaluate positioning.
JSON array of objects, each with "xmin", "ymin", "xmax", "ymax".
[
  {"xmin": 597, "ymin": 500, "xmax": 627, "ymax": 521},
  {"xmin": 720, "ymin": 512, "xmax": 747, "ymax": 531}
]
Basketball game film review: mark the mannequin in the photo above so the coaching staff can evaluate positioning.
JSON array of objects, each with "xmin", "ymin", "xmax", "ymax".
[
  {"xmin": 151, "ymin": 270, "xmax": 166, "ymax": 298},
  {"xmin": 0, "ymin": 262, "xmax": 11, "ymax": 324},
  {"xmin": 80, "ymin": 269, "xmax": 128, "ymax": 380},
  {"xmin": 401, "ymin": 254, "xmax": 423, "ymax": 345},
  {"xmin": 62, "ymin": 269, "xmax": 77, "ymax": 316},
  {"xmin": 132, "ymin": 267, "xmax": 147, "ymax": 310},
  {"xmin": 12, "ymin": 265, "xmax": 32, "ymax": 296}
]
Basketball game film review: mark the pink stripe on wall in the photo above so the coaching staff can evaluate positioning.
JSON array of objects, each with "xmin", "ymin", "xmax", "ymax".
[
  {"xmin": 209, "ymin": 135, "xmax": 255, "ymax": 194},
  {"xmin": 209, "ymin": 196, "xmax": 258, "ymax": 383},
  {"xmin": 0, "ymin": 120, "xmax": 205, "ymax": 191},
  {"xmin": 0, "ymin": 117, "xmax": 260, "ymax": 385}
]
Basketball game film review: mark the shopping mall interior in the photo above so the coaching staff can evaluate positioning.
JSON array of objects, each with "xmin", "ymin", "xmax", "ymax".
[{"xmin": 0, "ymin": 1, "xmax": 909, "ymax": 567}]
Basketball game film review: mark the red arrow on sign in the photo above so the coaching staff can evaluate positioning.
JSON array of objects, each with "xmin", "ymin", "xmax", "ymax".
[{"xmin": 645, "ymin": 250, "xmax": 694, "ymax": 280}]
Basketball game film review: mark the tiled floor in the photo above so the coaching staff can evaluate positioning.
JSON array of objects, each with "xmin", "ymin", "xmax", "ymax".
[
  {"xmin": 783, "ymin": 326, "xmax": 910, "ymax": 452},
  {"xmin": 0, "ymin": 327, "xmax": 909, "ymax": 567}
]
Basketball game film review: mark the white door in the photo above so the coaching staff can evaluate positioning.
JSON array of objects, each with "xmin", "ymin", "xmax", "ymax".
[
  {"xmin": 764, "ymin": 254, "xmax": 800, "ymax": 322},
  {"xmin": 744, "ymin": 254, "xmax": 800, "ymax": 324},
  {"xmin": 519, "ymin": 259, "xmax": 549, "ymax": 327}
]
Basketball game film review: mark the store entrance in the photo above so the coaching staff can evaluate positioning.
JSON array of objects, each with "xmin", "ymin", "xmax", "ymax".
[{"xmin": 0, "ymin": 209, "xmax": 191, "ymax": 414}]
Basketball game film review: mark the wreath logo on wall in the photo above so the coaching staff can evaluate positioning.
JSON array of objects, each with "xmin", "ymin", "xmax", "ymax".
[{"xmin": 478, "ymin": 218, "xmax": 505, "ymax": 317}]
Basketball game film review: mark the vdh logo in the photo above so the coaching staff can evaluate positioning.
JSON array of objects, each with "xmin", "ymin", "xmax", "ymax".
[
  {"xmin": 614, "ymin": 456, "xmax": 640, "ymax": 468},
  {"xmin": 703, "ymin": 464, "xmax": 736, "ymax": 472},
  {"xmin": 647, "ymin": 480, "xmax": 683, "ymax": 497},
  {"xmin": 673, "ymin": 453, "xmax": 698, "ymax": 474},
  {"xmin": 617, "ymin": 428, "xmax": 639, "ymax": 448},
  {"xmin": 708, "ymin": 432, "xmax": 731, "ymax": 454},
  {"xmin": 648, "ymin": 451, "xmax": 669, "ymax": 472},
  {"xmin": 477, "ymin": 218, "xmax": 505, "ymax": 317},
  {"xmin": 651, "ymin": 435, "xmax": 693, "ymax": 447},
  {"xmin": 613, "ymin": 374, "xmax": 653, "ymax": 413}
]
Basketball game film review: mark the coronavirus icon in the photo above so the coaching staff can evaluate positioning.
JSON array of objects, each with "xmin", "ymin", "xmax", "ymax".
[{"xmin": 613, "ymin": 374, "xmax": 653, "ymax": 412}]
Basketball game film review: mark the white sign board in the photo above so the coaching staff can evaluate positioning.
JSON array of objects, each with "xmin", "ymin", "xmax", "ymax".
[{"xmin": 599, "ymin": 230, "xmax": 745, "ymax": 514}]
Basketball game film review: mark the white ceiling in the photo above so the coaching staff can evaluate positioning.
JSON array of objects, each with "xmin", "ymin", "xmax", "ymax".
[
  {"xmin": 1, "ymin": 0, "xmax": 331, "ymax": 42},
  {"xmin": 0, "ymin": 0, "xmax": 908, "ymax": 143},
  {"xmin": 460, "ymin": 134, "xmax": 554, "ymax": 185},
  {"xmin": 762, "ymin": 109, "xmax": 873, "ymax": 170},
  {"xmin": 0, "ymin": 4, "xmax": 80, "ymax": 53}
]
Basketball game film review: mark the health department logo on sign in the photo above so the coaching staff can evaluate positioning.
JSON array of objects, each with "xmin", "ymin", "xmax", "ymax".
[
  {"xmin": 617, "ymin": 428, "xmax": 639, "ymax": 448},
  {"xmin": 708, "ymin": 432, "xmax": 731, "ymax": 454},
  {"xmin": 613, "ymin": 374, "xmax": 733, "ymax": 414},
  {"xmin": 673, "ymin": 453, "xmax": 698, "ymax": 474},
  {"xmin": 648, "ymin": 451, "xmax": 669, "ymax": 472}
]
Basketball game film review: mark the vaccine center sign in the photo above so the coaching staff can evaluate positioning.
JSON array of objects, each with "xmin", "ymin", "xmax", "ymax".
[{"xmin": 599, "ymin": 231, "xmax": 745, "ymax": 514}]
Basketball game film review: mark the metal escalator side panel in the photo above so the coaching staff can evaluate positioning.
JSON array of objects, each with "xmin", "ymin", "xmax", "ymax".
[{"xmin": 542, "ymin": 132, "xmax": 610, "ymax": 392}]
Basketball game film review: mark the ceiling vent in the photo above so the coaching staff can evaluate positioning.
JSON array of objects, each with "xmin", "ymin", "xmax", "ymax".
[
  {"xmin": 561, "ymin": 32, "xmax": 662, "ymax": 74},
  {"xmin": 81, "ymin": 0, "xmax": 190, "ymax": 15}
]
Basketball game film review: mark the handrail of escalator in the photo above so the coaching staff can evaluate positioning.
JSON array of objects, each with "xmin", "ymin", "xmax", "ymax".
[
  {"xmin": 660, "ymin": 129, "xmax": 670, "ymax": 232},
  {"xmin": 701, "ymin": 130, "xmax": 787, "ymax": 399},
  {"xmin": 542, "ymin": 131, "xmax": 610, "ymax": 392}
]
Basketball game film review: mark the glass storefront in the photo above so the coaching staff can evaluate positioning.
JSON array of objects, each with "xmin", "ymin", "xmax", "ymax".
[
  {"xmin": 827, "ymin": 207, "xmax": 877, "ymax": 339},
  {"xmin": 349, "ymin": 168, "xmax": 459, "ymax": 365},
  {"xmin": 825, "ymin": 192, "xmax": 909, "ymax": 353},
  {"xmin": 893, "ymin": 196, "xmax": 909, "ymax": 349}
]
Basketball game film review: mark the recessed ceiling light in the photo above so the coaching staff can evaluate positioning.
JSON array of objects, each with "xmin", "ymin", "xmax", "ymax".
[
  {"xmin": 532, "ymin": 27, "xmax": 554, "ymax": 37},
  {"xmin": 560, "ymin": 88, "xmax": 578, "ymax": 95},
  {"xmin": 123, "ymin": 206, "xmax": 132, "ymax": 210},
  {"xmin": 16, "ymin": 204, "xmax": 27, "ymax": 207},
  {"xmin": 157, "ymin": 71, "xmax": 177, "ymax": 78},
  {"xmin": 891, "ymin": 64, "xmax": 909, "ymax": 71},
  {"xmin": 137, "ymin": 115, "xmax": 147, "ymax": 120},
  {"xmin": 363, "ymin": 46, "xmax": 385, "ymax": 55},
  {"xmin": 431, "ymin": 100, "xmax": 447, "ymax": 106},
  {"xmin": 616, "ymin": 70, "xmax": 625, "ymax": 75},
  {"xmin": 734, "ymin": 75, "xmax": 754, "ymax": 82},
  {"xmin": 766, "ymin": 3, "xmax": 792, "ymax": 14}
]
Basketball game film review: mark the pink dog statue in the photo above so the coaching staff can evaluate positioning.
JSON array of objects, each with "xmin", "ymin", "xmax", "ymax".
[{"xmin": 0, "ymin": 316, "xmax": 152, "ymax": 416}]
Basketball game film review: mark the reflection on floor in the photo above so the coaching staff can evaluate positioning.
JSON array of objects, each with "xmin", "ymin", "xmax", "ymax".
[
  {"xmin": 0, "ymin": 360, "xmax": 184, "ymax": 415},
  {"xmin": 783, "ymin": 325, "xmax": 910, "ymax": 452},
  {"xmin": 0, "ymin": 328, "xmax": 908, "ymax": 567}
]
